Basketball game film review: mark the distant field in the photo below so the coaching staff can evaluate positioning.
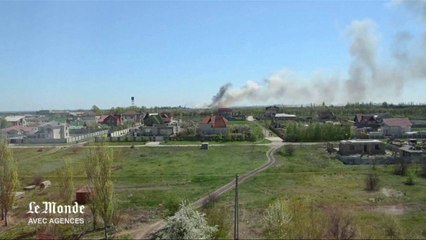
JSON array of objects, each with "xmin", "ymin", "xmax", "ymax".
[{"xmin": 209, "ymin": 145, "xmax": 426, "ymax": 239}]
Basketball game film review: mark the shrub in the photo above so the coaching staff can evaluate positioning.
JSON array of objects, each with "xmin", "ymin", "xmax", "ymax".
[
  {"xmin": 324, "ymin": 207, "xmax": 356, "ymax": 240},
  {"xmin": 205, "ymin": 204, "xmax": 231, "ymax": 239},
  {"xmin": 383, "ymin": 216, "xmax": 403, "ymax": 239},
  {"xmin": 285, "ymin": 145, "xmax": 295, "ymax": 156},
  {"xmin": 405, "ymin": 169, "xmax": 416, "ymax": 185},
  {"xmin": 263, "ymin": 198, "xmax": 324, "ymax": 239},
  {"xmin": 365, "ymin": 173, "xmax": 379, "ymax": 191},
  {"xmin": 157, "ymin": 200, "xmax": 217, "ymax": 240}
]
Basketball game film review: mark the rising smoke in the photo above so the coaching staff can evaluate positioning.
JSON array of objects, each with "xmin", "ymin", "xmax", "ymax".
[{"xmin": 209, "ymin": 0, "xmax": 425, "ymax": 107}]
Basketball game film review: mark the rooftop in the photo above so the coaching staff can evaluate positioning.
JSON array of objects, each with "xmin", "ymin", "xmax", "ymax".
[{"xmin": 383, "ymin": 118, "xmax": 412, "ymax": 128}]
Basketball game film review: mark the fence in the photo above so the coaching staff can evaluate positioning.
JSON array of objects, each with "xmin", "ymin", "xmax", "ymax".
[{"xmin": 68, "ymin": 130, "xmax": 108, "ymax": 143}]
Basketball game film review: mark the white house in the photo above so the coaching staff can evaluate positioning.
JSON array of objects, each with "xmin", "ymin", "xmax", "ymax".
[
  {"xmin": 35, "ymin": 121, "xmax": 70, "ymax": 139},
  {"xmin": 5, "ymin": 116, "xmax": 27, "ymax": 127}
]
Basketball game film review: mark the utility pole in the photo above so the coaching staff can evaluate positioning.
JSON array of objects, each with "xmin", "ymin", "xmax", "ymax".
[{"xmin": 234, "ymin": 174, "xmax": 239, "ymax": 240}]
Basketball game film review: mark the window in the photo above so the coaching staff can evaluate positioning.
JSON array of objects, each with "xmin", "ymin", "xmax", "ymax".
[{"xmin": 375, "ymin": 144, "xmax": 380, "ymax": 150}]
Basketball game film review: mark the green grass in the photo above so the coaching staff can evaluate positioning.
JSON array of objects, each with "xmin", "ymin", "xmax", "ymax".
[
  {"xmin": 208, "ymin": 145, "xmax": 426, "ymax": 239},
  {"xmin": 10, "ymin": 145, "xmax": 268, "ymax": 218},
  {"xmin": 113, "ymin": 145, "xmax": 268, "ymax": 210}
]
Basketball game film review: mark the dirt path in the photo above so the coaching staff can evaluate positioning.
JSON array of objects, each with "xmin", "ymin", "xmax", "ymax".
[{"xmin": 118, "ymin": 142, "xmax": 283, "ymax": 239}]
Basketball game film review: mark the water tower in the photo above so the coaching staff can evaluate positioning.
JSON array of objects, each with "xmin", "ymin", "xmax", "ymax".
[{"xmin": 131, "ymin": 96, "xmax": 134, "ymax": 106}]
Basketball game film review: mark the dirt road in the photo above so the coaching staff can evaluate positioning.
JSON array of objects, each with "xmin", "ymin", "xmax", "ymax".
[{"xmin": 123, "ymin": 142, "xmax": 283, "ymax": 239}]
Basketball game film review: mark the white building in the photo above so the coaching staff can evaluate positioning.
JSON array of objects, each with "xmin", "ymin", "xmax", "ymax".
[
  {"xmin": 35, "ymin": 121, "xmax": 69, "ymax": 139},
  {"xmin": 5, "ymin": 116, "xmax": 27, "ymax": 127}
]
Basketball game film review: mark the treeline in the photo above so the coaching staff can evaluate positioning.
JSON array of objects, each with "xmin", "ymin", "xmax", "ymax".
[
  {"xmin": 284, "ymin": 122, "xmax": 351, "ymax": 142},
  {"xmin": 241, "ymin": 103, "xmax": 426, "ymax": 120}
]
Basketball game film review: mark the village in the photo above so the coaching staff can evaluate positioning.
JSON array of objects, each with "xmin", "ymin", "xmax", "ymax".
[{"xmin": 1, "ymin": 103, "xmax": 426, "ymax": 239}]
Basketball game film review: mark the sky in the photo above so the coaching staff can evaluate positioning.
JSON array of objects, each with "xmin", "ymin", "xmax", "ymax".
[{"xmin": 0, "ymin": 0, "xmax": 425, "ymax": 111}]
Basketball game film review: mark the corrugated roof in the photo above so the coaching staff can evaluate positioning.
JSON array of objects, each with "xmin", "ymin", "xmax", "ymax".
[
  {"xmin": 5, "ymin": 116, "xmax": 25, "ymax": 122},
  {"xmin": 383, "ymin": 118, "xmax": 412, "ymax": 128}
]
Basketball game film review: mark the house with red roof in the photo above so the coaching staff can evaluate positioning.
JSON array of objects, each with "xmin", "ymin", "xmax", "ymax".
[
  {"xmin": 382, "ymin": 118, "xmax": 412, "ymax": 137},
  {"xmin": 101, "ymin": 114, "xmax": 123, "ymax": 127},
  {"xmin": 199, "ymin": 115, "xmax": 228, "ymax": 136}
]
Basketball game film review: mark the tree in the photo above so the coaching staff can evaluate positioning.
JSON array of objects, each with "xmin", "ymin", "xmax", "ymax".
[
  {"xmin": 158, "ymin": 200, "xmax": 217, "ymax": 239},
  {"xmin": 91, "ymin": 105, "xmax": 102, "ymax": 115},
  {"xmin": 263, "ymin": 198, "xmax": 292, "ymax": 238},
  {"xmin": 57, "ymin": 159, "xmax": 74, "ymax": 204},
  {"xmin": 263, "ymin": 197, "xmax": 324, "ymax": 239},
  {"xmin": 0, "ymin": 138, "xmax": 19, "ymax": 226},
  {"xmin": 86, "ymin": 142, "xmax": 115, "ymax": 239},
  {"xmin": 0, "ymin": 118, "xmax": 11, "ymax": 129}
]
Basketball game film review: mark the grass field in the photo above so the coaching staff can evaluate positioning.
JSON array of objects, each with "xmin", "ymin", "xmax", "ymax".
[
  {"xmin": 113, "ymin": 145, "xmax": 268, "ymax": 212},
  {"xmin": 207, "ymin": 145, "xmax": 426, "ymax": 239},
  {"xmin": 6, "ymin": 143, "xmax": 426, "ymax": 239},
  {"xmin": 2, "ymin": 144, "xmax": 269, "ymax": 239}
]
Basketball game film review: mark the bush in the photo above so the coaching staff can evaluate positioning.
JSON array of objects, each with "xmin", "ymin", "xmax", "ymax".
[
  {"xmin": 157, "ymin": 200, "xmax": 217, "ymax": 240},
  {"xmin": 285, "ymin": 145, "xmax": 295, "ymax": 156},
  {"xmin": 405, "ymin": 169, "xmax": 416, "ymax": 185},
  {"xmin": 205, "ymin": 204, "xmax": 231, "ymax": 239},
  {"xmin": 365, "ymin": 173, "xmax": 379, "ymax": 191},
  {"xmin": 263, "ymin": 197, "xmax": 324, "ymax": 239},
  {"xmin": 383, "ymin": 216, "xmax": 403, "ymax": 239},
  {"xmin": 278, "ymin": 146, "xmax": 296, "ymax": 157},
  {"xmin": 324, "ymin": 207, "xmax": 356, "ymax": 240}
]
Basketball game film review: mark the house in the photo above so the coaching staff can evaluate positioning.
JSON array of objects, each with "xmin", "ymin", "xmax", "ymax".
[
  {"xmin": 0, "ymin": 125, "xmax": 38, "ymax": 142},
  {"xmin": 143, "ymin": 113, "xmax": 164, "ymax": 126},
  {"xmin": 34, "ymin": 121, "xmax": 69, "ymax": 139},
  {"xmin": 67, "ymin": 111, "xmax": 97, "ymax": 127},
  {"xmin": 265, "ymin": 106, "xmax": 279, "ymax": 118},
  {"xmin": 140, "ymin": 113, "xmax": 179, "ymax": 138},
  {"xmin": 382, "ymin": 118, "xmax": 412, "ymax": 137},
  {"xmin": 199, "ymin": 115, "xmax": 228, "ymax": 136},
  {"xmin": 5, "ymin": 116, "xmax": 27, "ymax": 127},
  {"xmin": 101, "ymin": 115, "xmax": 123, "ymax": 127},
  {"xmin": 318, "ymin": 110, "xmax": 336, "ymax": 122},
  {"xmin": 353, "ymin": 114, "xmax": 380, "ymax": 130},
  {"xmin": 338, "ymin": 140, "xmax": 385, "ymax": 156},
  {"xmin": 159, "ymin": 112, "xmax": 173, "ymax": 124},
  {"xmin": 122, "ymin": 111, "xmax": 144, "ymax": 126}
]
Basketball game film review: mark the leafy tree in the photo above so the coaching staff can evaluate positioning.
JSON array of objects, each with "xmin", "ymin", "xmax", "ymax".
[
  {"xmin": 57, "ymin": 159, "xmax": 74, "ymax": 204},
  {"xmin": 263, "ymin": 197, "xmax": 324, "ymax": 239},
  {"xmin": 0, "ymin": 138, "xmax": 19, "ymax": 226},
  {"xmin": 86, "ymin": 142, "xmax": 115, "ymax": 239},
  {"xmin": 0, "ymin": 118, "xmax": 11, "ymax": 129},
  {"xmin": 91, "ymin": 105, "xmax": 102, "ymax": 115},
  {"xmin": 157, "ymin": 200, "xmax": 217, "ymax": 239}
]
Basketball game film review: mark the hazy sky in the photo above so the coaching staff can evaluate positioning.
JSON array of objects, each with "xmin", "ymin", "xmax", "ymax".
[{"xmin": 0, "ymin": 0, "xmax": 425, "ymax": 111}]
